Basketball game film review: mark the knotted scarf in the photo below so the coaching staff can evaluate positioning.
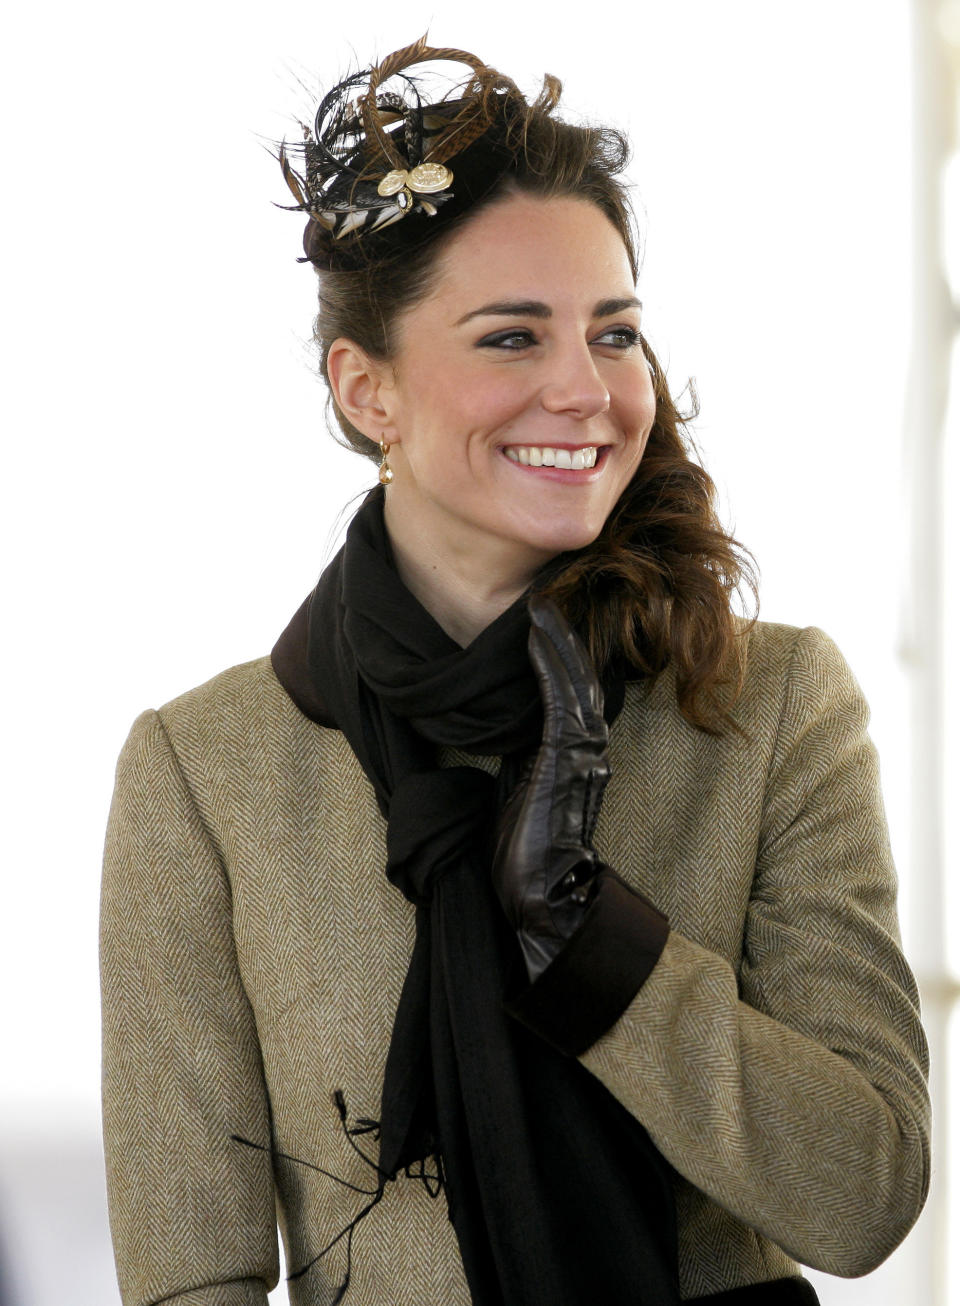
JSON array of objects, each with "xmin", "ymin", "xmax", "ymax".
[{"xmin": 272, "ymin": 486, "xmax": 682, "ymax": 1304}]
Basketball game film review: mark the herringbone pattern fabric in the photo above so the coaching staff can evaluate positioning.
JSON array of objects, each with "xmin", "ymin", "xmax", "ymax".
[{"xmin": 100, "ymin": 622, "xmax": 930, "ymax": 1305}]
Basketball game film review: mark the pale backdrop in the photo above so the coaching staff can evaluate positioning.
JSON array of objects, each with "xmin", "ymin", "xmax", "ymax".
[{"xmin": 0, "ymin": 2, "xmax": 948, "ymax": 1303}]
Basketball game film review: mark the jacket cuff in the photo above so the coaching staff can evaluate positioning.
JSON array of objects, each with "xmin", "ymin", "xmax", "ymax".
[{"xmin": 503, "ymin": 868, "xmax": 668, "ymax": 1057}]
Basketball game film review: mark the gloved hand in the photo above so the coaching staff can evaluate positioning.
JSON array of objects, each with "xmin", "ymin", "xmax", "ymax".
[{"xmin": 492, "ymin": 595, "xmax": 613, "ymax": 981}]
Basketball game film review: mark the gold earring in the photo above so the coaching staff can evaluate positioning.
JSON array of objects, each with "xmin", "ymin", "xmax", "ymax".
[{"xmin": 378, "ymin": 439, "xmax": 394, "ymax": 485}]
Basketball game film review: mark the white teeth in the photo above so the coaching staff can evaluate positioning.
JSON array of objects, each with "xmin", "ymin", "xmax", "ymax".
[{"xmin": 503, "ymin": 445, "xmax": 601, "ymax": 468}]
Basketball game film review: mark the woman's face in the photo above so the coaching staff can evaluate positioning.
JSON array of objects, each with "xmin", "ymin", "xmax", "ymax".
[{"xmin": 372, "ymin": 193, "xmax": 656, "ymax": 570}]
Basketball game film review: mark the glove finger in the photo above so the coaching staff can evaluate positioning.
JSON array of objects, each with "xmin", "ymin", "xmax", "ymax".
[
  {"xmin": 528, "ymin": 595, "xmax": 606, "ymax": 724},
  {"xmin": 529, "ymin": 631, "xmax": 607, "ymax": 766},
  {"xmin": 528, "ymin": 595, "xmax": 608, "ymax": 741}
]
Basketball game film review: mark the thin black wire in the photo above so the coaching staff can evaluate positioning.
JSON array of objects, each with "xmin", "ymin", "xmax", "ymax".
[{"xmin": 230, "ymin": 1089, "xmax": 444, "ymax": 1299}]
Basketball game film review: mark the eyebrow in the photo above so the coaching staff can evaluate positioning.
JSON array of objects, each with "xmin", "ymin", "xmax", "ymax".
[{"xmin": 454, "ymin": 296, "xmax": 642, "ymax": 326}]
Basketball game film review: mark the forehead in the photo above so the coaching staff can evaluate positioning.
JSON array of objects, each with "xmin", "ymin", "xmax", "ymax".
[{"xmin": 425, "ymin": 193, "xmax": 635, "ymax": 311}]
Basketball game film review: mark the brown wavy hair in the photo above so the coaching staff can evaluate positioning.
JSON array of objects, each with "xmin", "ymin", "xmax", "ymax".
[{"xmin": 299, "ymin": 52, "xmax": 758, "ymax": 734}]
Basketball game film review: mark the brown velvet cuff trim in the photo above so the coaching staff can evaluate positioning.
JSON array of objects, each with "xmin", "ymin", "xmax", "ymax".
[
  {"xmin": 503, "ymin": 869, "xmax": 669, "ymax": 1058},
  {"xmin": 270, "ymin": 591, "xmax": 337, "ymax": 728}
]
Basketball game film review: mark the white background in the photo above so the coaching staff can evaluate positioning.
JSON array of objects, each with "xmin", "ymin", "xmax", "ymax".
[{"xmin": 0, "ymin": 1, "xmax": 949, "ymax": 1303}]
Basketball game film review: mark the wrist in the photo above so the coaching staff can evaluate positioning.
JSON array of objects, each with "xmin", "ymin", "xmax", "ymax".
[
  {"xmin": 505, "ymin": 868, "xmax": 670, "ymax": 1057},
  {"xmin": 519, "ymin": 864, "xmax": 601, "ymax": 981}
]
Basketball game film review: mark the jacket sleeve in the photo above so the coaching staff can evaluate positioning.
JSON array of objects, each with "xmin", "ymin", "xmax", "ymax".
[
  {"xmin": 512, "ymin": 626, "xmax": 931, "ymax": 1278},
  {"xmin": 100, "ymin": 708, "xmax": 280, "ymax": 1306}
]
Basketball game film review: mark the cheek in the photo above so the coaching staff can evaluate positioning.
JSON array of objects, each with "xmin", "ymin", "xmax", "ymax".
[
  {"xmin": 633, "ymin": 426, "xmax": 653, "ymax": 471},
  {"xmin": 433, "ymin": 370, "xmax": 524, "ymax": 432},
  {"xmin": 398, "ymin": 372, "xmax": 523, "ymax": 454},
  {"xmin": 393, "ymin": 377, "xmax": 488, "ymax": 490},
  {"xmin": 615, "ymin": 370, "xmax": 658, "ymax": 442}
]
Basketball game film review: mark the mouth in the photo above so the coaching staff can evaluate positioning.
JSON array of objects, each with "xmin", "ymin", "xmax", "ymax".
[{"xmin": 500, "ymin": 443, "xmax": 610, "ymax": 473}]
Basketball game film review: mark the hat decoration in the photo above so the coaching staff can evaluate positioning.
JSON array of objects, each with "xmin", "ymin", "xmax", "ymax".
[{"xmin": 278, "ymin": 37, "xmax": 513, "ymax": 247}]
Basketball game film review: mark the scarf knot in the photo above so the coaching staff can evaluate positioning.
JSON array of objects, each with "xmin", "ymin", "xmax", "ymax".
[{"xmin": 386, "ymin": 767, "xmax": 498, "ymax": 908}]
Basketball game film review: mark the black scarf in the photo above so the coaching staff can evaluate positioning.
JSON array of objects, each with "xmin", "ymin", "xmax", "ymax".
[{"xmin": 272, "ymin": 486, "xmax": 681, "ymax": 1304}]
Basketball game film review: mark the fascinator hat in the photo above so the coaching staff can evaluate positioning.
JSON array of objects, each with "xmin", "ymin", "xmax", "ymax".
[{"xmin": 277, "ymin": 35, "xmax": 562, "ymax": 270}]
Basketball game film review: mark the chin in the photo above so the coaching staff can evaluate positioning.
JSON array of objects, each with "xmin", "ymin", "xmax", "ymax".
[{"xmin": 520, "ymin": 519, "xmax": 605, "ymax": 555}]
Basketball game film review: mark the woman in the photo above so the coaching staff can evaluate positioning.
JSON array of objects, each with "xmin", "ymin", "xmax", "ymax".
[{"xmin": 100, "ymin": 38, "xmax": 930, "ymax": 1306}]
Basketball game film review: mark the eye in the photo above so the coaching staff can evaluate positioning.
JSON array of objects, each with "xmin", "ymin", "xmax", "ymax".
[
  {"xmin": 594, "ymin": 326, "xmax": 641, "ymax": 349},
  {"xmin": 478, "ymin": 334, "xmax": 538, "ymax": 355},
  {"xmin": 478, "ymin": 323, "xmax": 642, "ymax": 350}
]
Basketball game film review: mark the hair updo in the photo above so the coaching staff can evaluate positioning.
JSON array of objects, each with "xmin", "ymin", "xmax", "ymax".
[{"xmin": 281, "ymin": 38, "xmax": 757, "ymax": 733}]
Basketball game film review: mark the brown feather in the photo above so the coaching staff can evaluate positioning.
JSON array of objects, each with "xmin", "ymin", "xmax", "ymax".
[{"xmin": 279, "ymin": 146, "xmax": 307, "ymax": 207}]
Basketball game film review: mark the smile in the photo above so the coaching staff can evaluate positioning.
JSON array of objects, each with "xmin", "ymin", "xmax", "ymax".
[{"xmin": 503, "ymin": 445, "xmax": 601, "ymax": 470}]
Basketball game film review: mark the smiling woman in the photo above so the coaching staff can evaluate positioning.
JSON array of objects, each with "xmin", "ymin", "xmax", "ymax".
[
  {"xmin": 297, "ymin": 55, "xmax": 751, "ymax": 727},
  {"xmin": 330, "ymin": 195, "xmax": 656, "ymax": 646},
  {"xmin": 99, "ymin": 35, "xmax": 930, "ymax": 1306}
]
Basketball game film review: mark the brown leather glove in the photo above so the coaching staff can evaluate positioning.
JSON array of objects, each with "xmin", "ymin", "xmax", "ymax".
[{"xmin": 492, "ymin": 595, "xmax": 612, "ymax": 981}]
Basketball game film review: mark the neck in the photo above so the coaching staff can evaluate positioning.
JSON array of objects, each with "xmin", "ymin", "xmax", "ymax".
[{"xmin": 383, "ymin": 495, "xmax": 555, "ymax": 648}]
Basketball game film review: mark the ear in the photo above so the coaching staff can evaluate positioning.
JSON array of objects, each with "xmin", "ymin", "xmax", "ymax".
[{"xmin": 327, "ymin": 338, "xmax": 397, "ymax": 443}]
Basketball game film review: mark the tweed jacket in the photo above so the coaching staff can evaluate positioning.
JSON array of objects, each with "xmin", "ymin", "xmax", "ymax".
[{"xmin": 100, "ymin": 620, "xmax": 930, "ymax": 1306}]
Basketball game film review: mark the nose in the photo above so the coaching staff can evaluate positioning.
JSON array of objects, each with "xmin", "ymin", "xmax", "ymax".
[{"xmin": 539, "ymin": 341, "xmax": 610, "ymax": 420}]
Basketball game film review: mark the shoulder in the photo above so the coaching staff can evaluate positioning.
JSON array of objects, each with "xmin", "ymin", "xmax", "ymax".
[
  {"xmin": 626, "ymin": 619, "xmax": 861, "ymax": 706},
  {"xmin": 736, "ymin": 620, "xmax": 870, "ymax": 749},
  {"xmin": 156, "ymin": 654, "xmax": 289, "ymax": 731},
  {"xmin": 737, "ymin": 620, "xmax": 866, "ymax": 728},
  {"xmin": 113, "ymin": 657, "xmax": 294, "ymax": 761},
  {"xmin": 720, "ymin": 622, "xmax": 875, "ymax": 813},
  {"xmin": 621, "ymin": 619, "xmax": 867, "ymax": 754},
  {"xmin": 164, "ymin": 649, "xmax": 341, "ymax": 747},
  {"xmin": 115, "ymin": 655, "xmax": 348, "ymax": 813},
  {"xmin": 738, "ymin": 619, "xmax": 856, "ymax": 691}
]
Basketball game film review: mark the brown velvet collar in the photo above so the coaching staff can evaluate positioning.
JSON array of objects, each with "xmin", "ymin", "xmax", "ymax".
[{"xmin": 271, "ymin": 592, "xmax": 337, "ymax": 728}]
